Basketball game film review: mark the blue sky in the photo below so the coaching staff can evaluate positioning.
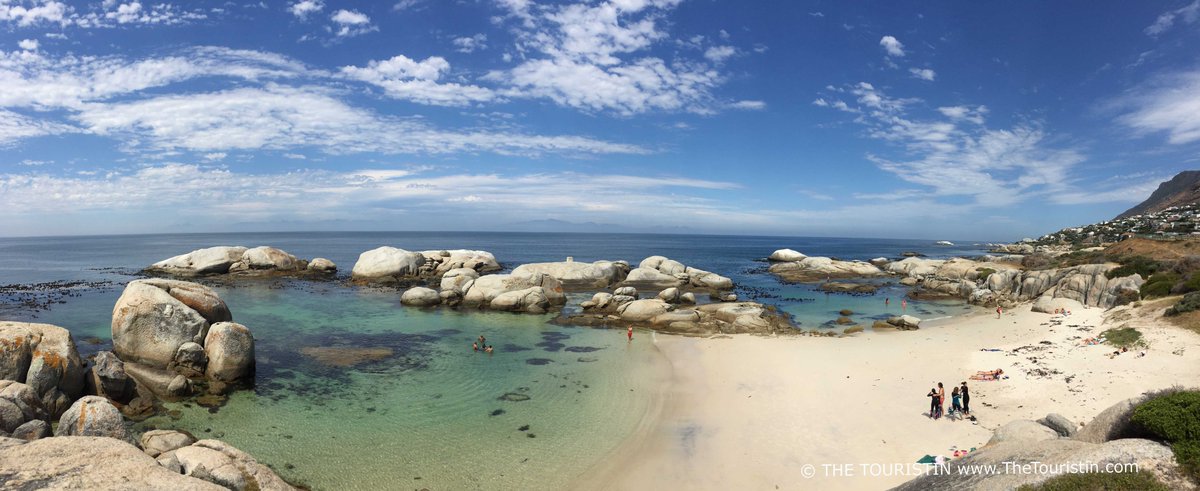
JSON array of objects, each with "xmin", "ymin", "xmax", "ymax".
[{"xmin": 1, "ymin": 0, "xmax": 1199, "ymax": 240}]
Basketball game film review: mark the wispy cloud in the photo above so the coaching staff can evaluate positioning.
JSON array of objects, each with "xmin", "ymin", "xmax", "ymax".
[
  {"xmin": 1145, "ymin": 0, "xmax": 1199, "ymax": 36},
  {"xmin": 340, "ymin": 54, "xmax": 496, "ymax": 106},
  {"xmin": 909, "ymin": 67, "xmax": 936, "ymax": 81},
  {"xmin": 1115, "ymin": 68, "xmax": 1200, "ymax": 144}
]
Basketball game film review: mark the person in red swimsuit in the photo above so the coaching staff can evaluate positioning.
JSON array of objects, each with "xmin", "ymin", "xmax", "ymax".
[{"xmin": 627, "ymin": 326, "xmax": 633, "ymax": 341}]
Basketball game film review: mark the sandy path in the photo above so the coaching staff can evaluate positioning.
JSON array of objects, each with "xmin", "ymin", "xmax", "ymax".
[{"xmin": 583, "ymin": 303, "xmax": 1200, "ymax": 490}]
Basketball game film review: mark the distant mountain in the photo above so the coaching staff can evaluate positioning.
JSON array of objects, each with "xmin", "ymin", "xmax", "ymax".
[{"xmin": 1116, "ymin": 171, "xmax": 1200, "ymax": 219}]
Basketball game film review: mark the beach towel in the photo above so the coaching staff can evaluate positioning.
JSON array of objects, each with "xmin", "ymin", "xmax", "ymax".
[{"xmin": 916, "ymin": 455, "xmax": 937, "ymax": 465}]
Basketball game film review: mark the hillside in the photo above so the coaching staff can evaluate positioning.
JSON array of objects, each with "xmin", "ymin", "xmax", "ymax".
[{"xmin": 1116, "ymin": 170, "xmax": 1200, "ymax": 219}]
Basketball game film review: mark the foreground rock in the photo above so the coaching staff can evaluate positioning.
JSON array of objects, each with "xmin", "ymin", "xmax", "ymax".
[
  {"xmin": 511, "ymin": 259, "xmax": 630, "ymax": 289},
  {"xmin": 620, "ymin": 256, "xmax": 734, "ymax": 291},
  {"xmin": 351, "ymin": 247, "xmax": 499, "ymax": 283},
  {"xmin": 461, "ymin": 273, "xmax": 565, "ymax": 314},
  {"xmin": 554, "ymin": 298, "xmax": 796, "ymax": 336},
  {"xmin": 0, "ymin": 322, "xmax": 85, "ymax": 418},
  {"xmin": 0, "ymin": 380, "xmax": 49, "ymax": 436},
  {"xmin": 767, "ymin": 251, "xmax": 883, "ymax": 282},
  {"xmin": 162, "ymin": 439, "xmax": 295, "ymax": 490},
  {"xmin": 55, "ymin": 395, "xmax": 130, "ymax": 442},
  {"xmin": 0, "ymin": 437, "xmax": 226, "ymax": 490},
  {"xmin": 147, "ymin": 246, "xmax": 334, "ymax": 277}
]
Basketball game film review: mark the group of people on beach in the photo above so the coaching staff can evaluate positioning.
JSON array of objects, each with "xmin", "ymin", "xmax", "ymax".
[
  {"xmin": 473, "ymin": 335, "xmax": 494, "ymax": 354},
  {"xmin": 927, "ymin": 381, "xmax": 971, "ymax": 420}
]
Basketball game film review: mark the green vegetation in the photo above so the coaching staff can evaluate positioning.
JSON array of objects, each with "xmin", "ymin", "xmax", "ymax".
[
  {"xmin": 1016, "ymin": 470, "xmax": 1169, "ymax": 491},
  {"xmin": 1141, "ymin": 272, "xmax": 1180, "ymax": 299},
  {"xmin": 975, "ymin": 267, "xmax": 996, "ymax": 280},
  {"xmin": 1099, "ymin": 327, "xmax": 1144, "ymax": 349},
  {"xmin": 1131, "ymin": 390, "xmax": 1200, "ymax": 481},
  {"xmin": 1106, "ymin": 255, "xmax": 1161, "ymax": 279},
  {"xmin": 1167, "ymin": 292, "xmax": 1200, "ymax": 316}
]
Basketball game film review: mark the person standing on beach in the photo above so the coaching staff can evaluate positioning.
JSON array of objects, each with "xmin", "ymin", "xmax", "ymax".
[
  {"xmin": 627, "ymin": 326, "xmax": 633, "ymax": 341},
  {"xmin": 937, "ymin": 382, "xmax": 946, "ymax": 419},
  {"xmin": 927, "ymin": 387, "xmax": 939, "ymax": 419},
  {"xmin": 950, "ymin": 387, "xmax": 963, "ymax": 419},
  {"xmin": 960, "ymin": 381, "xmax": 970, "ymax": 416},
  {"xmin": 996, "ymin": 306, "xmax": 1002, "ymax": 319}
]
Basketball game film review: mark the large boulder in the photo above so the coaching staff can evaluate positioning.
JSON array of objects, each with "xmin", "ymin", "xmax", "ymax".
[
  {"xmin": 0, "ymin": 380, "xmax": 49, "ymax": 434},
  {"xmin": 768, "ymin": 256, "xmax": 883, "ymax": 282},
  {"xmin": 203, "ymin": 322, "xmax": 255, "ymax": 383},
  {"xmin": 231, "ymin": 246, "xmax": 306, "ymax": 272},
  {"xmin": 511, "ymin": 260, "xmax": 629, "ymax": 289},
  {"xmin": 490, "ymin": 287, "xmax": 551, "ymax": 314},
  {"xmin": 884, "ymin": 257, "xmax": 945, "ymax": 277},
  {"xmin": 768, "ymin": 249, "xmax": 807, "ymax": 262},
  {"xmin": 1031, "ymin": 294, "xmax": 1084, "ymax": 314},
  {"xmin": 400, "ymin": 287, "xmax": 441, "ymax": 307},
  {"xmin": 350, "ymin": 246, "xmax": 427, "ymax": 282},
  {"xmin": 1039, "ymin": 413, "xmax": 1078, "ymax": 437},
  {"xmin": 0, "ymin": 322, "xmax": 85, "ymax": 418},
  {"xmin": 419, "ymin": 249, "xmax": 500, "ymax": 276},
  {"xmin": 148, "ymin": 246, "xmax": 248, "ymax": 275},
  {"xmin": 623, "ymin": 267, "xmax": 684, "ymax": 288},
  {"xmin": 55, "ymin": 396, "xmax": 130, "ymax": 441},
  {"xmin": 462, "ymin": 273, "xmax": 565, "ymax": 309},
  {"xmin": 112, "ymin": 279, "xmax": 230, "ymax": 368},
  {"xmin": 439, "ymin": 268, "xmax": 479, "ymax": 293},
  {"xmin": 307, "ymin": 257, "xmax": 337, "ymax": 273},
  {"xmin": 0, "ymin": 436, "xmax": 226, "ymax": 490},
  {"xmin": 617, "ymin": 299, "xmax": 672, "ymax": 322},
  {"xmin": 987, "ymin": 420, "xmax": 1060, "ymax": 445},
  {"xmin": 165, "ymin": 439, "xmax": 296, "ymax": 491},
  {"xmin": 11, "ymin": 419, "xmax": 50, "ymax": 441},
  {"xmin": 87, "ymin": 350, "xmax": 135, "ymax": 403},
  {"xmin": 141, "ymin": 429, "xmax": 197, "ymax": 458},
  {"xmin": 686, "ymin": 267, "xmax": 734, "ymax": 290},
  {"xmin": 1074, "ymin": 397, "xmax": 1143, "ymax": 444},
  {"xmin": 887, "ymin": 315, "xmax": 921, "ymax": 329}
]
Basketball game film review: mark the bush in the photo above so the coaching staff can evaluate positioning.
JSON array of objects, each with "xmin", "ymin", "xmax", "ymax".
[
  {"xmin": 1176, "ymin": 274, "xmax": 1200, "ymax": 295},
  {"xmin": 1100, "ymin": 327, "xmax": 1144, "ymax": 348},
  {"xmin": 1131, "ymin": 390, "xmax": 1200, "ymax": 480},
  {"xmin": 1107, "ymin": 255, "xmax": 1161, "ymax": 280},
  {"xmin": 1141, "ymin": 272, "xmax": 1180, "ymax": 299},
  {"xmin": 1167, "ymin": 291, "xmax": 1200, "ymax": 316},
  {"xmin": 1016, "ymin": 470, "xmax": 1169, "ymax": 491},
  {"xmin": 1022, "ymin": 253, "xmax": 1054, "ymax": 270},
  {"xmin": 976, "ymin": 267, "xmax": 996, "ymax": 281}
]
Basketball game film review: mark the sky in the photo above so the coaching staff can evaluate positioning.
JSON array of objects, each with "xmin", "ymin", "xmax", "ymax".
[{"xmin": 1, "ymin": 0, "xmax": 1199, "ymax": 240}]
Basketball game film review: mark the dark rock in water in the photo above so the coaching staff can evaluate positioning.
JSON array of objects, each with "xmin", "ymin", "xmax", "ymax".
[
  {"xmin": 195, "ymin": 393, "xmax": 227, "ymax": 409},
  {"xmin": 299, "ymin": 346, "xmax": 394, "ymax": 367},
  {"xmin": 518, "ymin": 425, "xmax": 530, "ymax": 431},
  {"xmin": 577, "ymin": 357, "xmax": 599, "ymax": 363},
  {"xmin": 535, "ymin": 341, "xmax": 564, "ymax": 352},
  {"xmin": 525, "ymin": 358, "xmax": 554, "ymax": 366},
  {"xmin": 563, "ymin": 346, "xmax": 602, "ymax": 353},
  {"xmin": 540, "ymin": 331, "xmax": 571, "ymax": 341},
  {"xmin": 500, "ymin": 343, "xmax": 532, "ymax": 352},
  {"xmin": 498, "ymin": 392, "xmax": 531, "ymax": 402},
  {"xmin": 490, "ymin": 409, "xmax": 506, "ymax": 417},
  {"xmin": 526, "ymin": 433, "xmax": 536, "ymax": 438}
]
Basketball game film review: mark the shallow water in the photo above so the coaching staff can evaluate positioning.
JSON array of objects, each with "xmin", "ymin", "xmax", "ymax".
[{"xmin": 0, "ymin": 232, "xmax": 983, "ymax": 489}]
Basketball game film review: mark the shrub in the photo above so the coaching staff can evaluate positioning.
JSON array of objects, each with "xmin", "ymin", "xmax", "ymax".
[
  {"xmin": 1176, "ymin": 273, "xmax": 1200, "ymax": 295},
  {"xmin": 1101, "ymin": 327, "xmax": 1144, "ymax": 348},
  {"xmin": 1168, "ymin": 292, "xmax": 1200, "ymax": 316},
  {"xmin": 1016, "ymin": 470, "xmax": 1169, "ymax": 491},
  {"xmin": 1022, "ymin": 253, "xmax": 1054, "ymax": 270},
  {"xmin": 1141, "ymin": 272, "xmax": 1180, "ymax": 299},
  {"xmin": 1131, "ymin": 390, "xmax": 1200, "ymax": 481},
  {"xmin": 976, "ymin": 267, "xmax": 996, "ymax": 281},
  {"xmin": 1107, "ymin": 255, "xmax": 1161, "ymax": 280}
]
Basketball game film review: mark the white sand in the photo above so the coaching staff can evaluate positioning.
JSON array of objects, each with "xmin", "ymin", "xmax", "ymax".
[{"xmin": 583, "ymin": 302, "xmax": 1200, "ymax": 490}]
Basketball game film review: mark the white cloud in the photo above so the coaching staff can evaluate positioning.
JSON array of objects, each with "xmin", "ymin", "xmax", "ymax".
[
  {"xmin": 202, "ymin": 152, "xmax": 226, "ymax": 161},
  {"xmin": 0, "ymin": 108, "xmax": 76, "ymax": 146},
  {"xmin": 452, "ymin": 33, "xmax": 488, "ymax": 53},
  {"xmin": 490, "ymin": 0, "xmax": 729, "ymax": 115},
  {"xmin": 909, "ymin": 67, "xmax": 935, "ymax": 81},
  {"xmin": 328, "ymin": 9, "xmax": 375, "ymax": 37},
  {"xmin": 73, "ymin": 84, "xmax": 645, "ymax": 156},
  {"xmin": 808, "ymin": 11, "xmax": 823, "ymax": 17},
  {"xmin": 879, "ymin": 35, "xmax": 905, "ymax": 57},
  {"xmin": 0, "ymin": 163, "xmax": 742, "ymax": 230},
  {"xmin": 818, "ymin": 83, "xmax": 1090, "ymax": 208},
  {"xmin": 703, "ymin": 45, "xmax": 736, "ymax": 63},
  {"xmin": 73, "ymin": 2, "xmax": 208, "ymax": 28},
  {"xmin": 1117, "ymin": 69, "xmax": 1200, "ymax": 144},
  {"xmin": 1145, "ymin": 0, "xmax": 1199, "ymax": 36},
  {"xmin": 393, "ymin": 0, "xmax": 424, "ymax": 11},
  {"xmin": 289, "ymin": 0, "xmax": 323, "ymax": 19},
  {"xmin": 340, "ymin": 54, "xmax": 496, "ymax": 106},
  {"xmin": 17, "ymin": 38, "xmax": 38, "ymax": 50},
  {"xmin": 728, "ymin": 100, "xmax": 765, "ymax": 110},
  {"xmin": 0, "ymin": 0, "xmax": 68, "ymax": 27}
]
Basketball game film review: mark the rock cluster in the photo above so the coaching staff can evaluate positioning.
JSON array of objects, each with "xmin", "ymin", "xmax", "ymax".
[
  {"xmin": 111, "ymin": 279, "xmax": 254, "ymax": 398},
  {"xmin": 556, "ymin": 294, "xmax": 795, "ymax": 335},
  {"xmin": 894, "ymin": 397, "xmax": 1189, "ymax": 490},
  {"xmin": 147, "ymin": 246, "xmax": 336, "ymax": 276},
  {"xmin": 511, "ymin": 259, "xmax": 630, "ymax": 289},
  {"xmin": 350, "ymin": 247, "xmax": 500, "ymax": 283},
  {"xmin": 621, "ymin": 256, "xmax": 734, "ymax": 290},
  {"xmin": 767, "ymin": 250, "xmax": 883, "ymax": 282}
]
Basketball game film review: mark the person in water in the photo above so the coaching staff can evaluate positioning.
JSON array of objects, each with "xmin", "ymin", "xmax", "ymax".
[
  {"xmin": 473, "ymin": 342, "xmax": 478, "ymax": 352},
  {"xmin": 960, "ymin": 381, "xmax": 970, "ymax": 416},
  {"xmin": 627, "ymin": 326, "xmax": 633, "ymax": 341},
  {"xmin": 484, "ymin": 345, "xmax": 494, "ymax": 354},
  {"xmin": 478, "ymin": 335, "xmax": 486, "ymax": 347}
]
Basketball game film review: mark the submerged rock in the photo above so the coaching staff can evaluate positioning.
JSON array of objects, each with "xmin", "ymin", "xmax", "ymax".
[{"xmin": 299, "ymin": 346, "xmax": 394, "ymax": 367}]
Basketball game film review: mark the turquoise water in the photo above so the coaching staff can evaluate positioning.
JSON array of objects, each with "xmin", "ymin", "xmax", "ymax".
[{"xmin": 0, "ymin": 232, "xmax": 986, "ymax": 489}]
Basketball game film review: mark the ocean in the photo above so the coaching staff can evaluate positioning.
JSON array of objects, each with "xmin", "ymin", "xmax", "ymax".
[{"xmin": 0, "ymin": 232, "xmax": 981, "ymax": 489}]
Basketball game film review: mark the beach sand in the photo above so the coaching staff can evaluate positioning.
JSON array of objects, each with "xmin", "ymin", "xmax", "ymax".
[{"xmin": 584, "ymin": 302, "xmax": 1200, "ymax": 490}]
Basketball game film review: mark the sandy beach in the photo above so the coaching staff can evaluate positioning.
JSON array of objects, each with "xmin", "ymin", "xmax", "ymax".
[{"xmin": 587, "ymin": 301, "xmax": 1200, "ymax": 490}]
